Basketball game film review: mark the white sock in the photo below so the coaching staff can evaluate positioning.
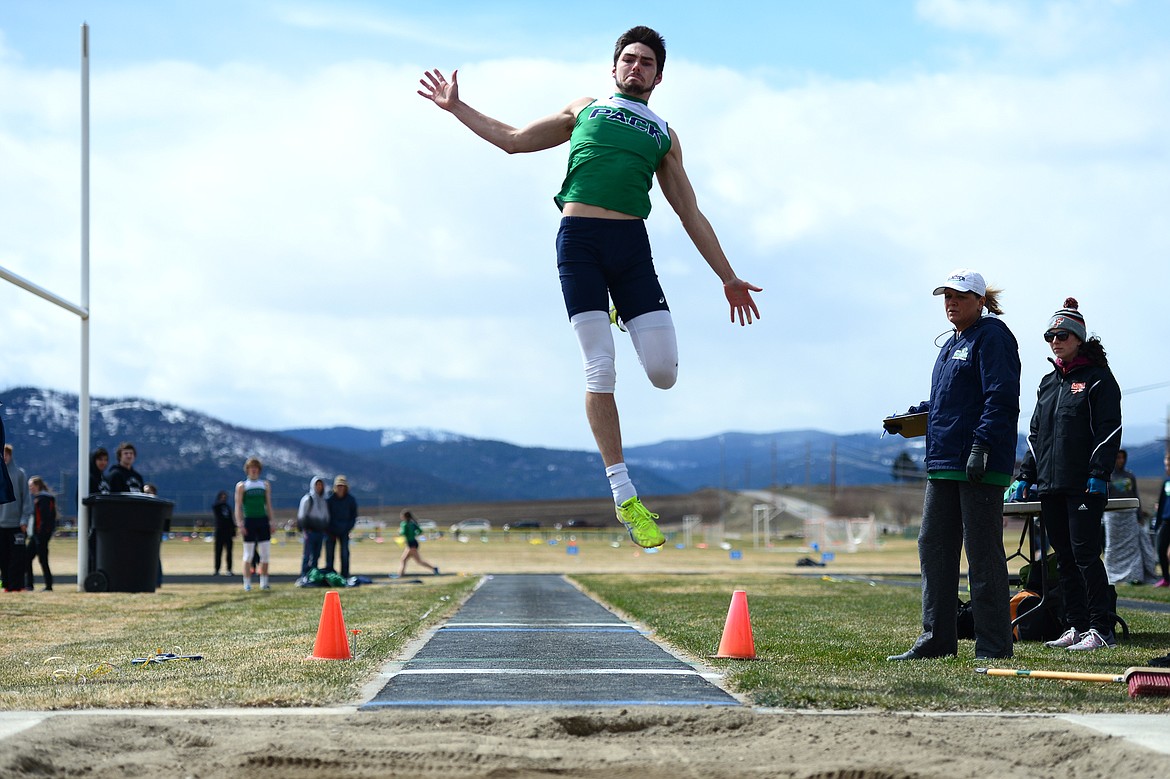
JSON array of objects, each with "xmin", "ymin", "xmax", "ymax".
[
  {"xmin": 260, "ymin": 574, "xmax": 269, "ymax": 588},
  {"xmin": 606, "ymin": 462, "xmax": 637, "ymax": 506}
]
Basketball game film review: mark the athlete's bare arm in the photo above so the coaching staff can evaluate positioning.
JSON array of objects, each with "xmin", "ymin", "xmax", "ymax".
[
  {"xmin": 418, "ymin": 69, "xmax": 589, "ymax": 154},
  {"xmin": 264, "ymin": 482, "xmax": 275, "ymax": 533},
  {"xmin": 233, "ymin": 482, "xmax": 244, "ymax": 527},
  {"xmin": 657, "ymin": 128, "xmax": 762, "ymax": 326}
]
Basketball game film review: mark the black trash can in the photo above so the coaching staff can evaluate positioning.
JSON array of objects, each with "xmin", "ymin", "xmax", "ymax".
[{"xmin": 82, "ymin": 493, "xmax": 174, "ymax": 593}]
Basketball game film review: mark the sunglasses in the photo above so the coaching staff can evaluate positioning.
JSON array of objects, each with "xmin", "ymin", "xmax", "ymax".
[{"xmin": 1043, "ymin": 330, "xmax": 1072, "ymax": 343}]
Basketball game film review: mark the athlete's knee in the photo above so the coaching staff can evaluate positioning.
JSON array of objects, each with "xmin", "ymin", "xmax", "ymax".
[
  {"xmin": 571, "ymin": 311, "xmax": 617, "ymax": 393},
  {"xmin": 640, "ymin": 344, "xmax": 678, "ymax": 388},
  {"xmin": 625, "ymin": 310, "xmax": 677, "ymax": 390},
  {"xmin": 583, "ymin": 356, "xmax": 616, "ymax": 392},
  {"xmin": 645, "ymin": 358, "xmax": 678, "ymax": 390}
]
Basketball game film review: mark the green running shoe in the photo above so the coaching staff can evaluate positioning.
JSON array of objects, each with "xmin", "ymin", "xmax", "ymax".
[
  {"xmin": 617, "ymin": 497, "xmax": 665, "ymax": 548},
  {"xmin": 609, "ymin": 306, "xmax": 627, "ymax": 332}
]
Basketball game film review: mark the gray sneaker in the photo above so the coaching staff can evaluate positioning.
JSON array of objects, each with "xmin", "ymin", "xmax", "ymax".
[
  {"xmin": 1066, "ymin": 628, "xmax": 1116, "ymax": 651},
  {"xmin": 1044, "ymin": 627, "xmax": 1081, "ymax": 648}
]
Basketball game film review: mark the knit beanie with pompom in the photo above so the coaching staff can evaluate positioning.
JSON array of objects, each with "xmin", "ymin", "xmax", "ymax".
[{"xmin": 1047, "ymin": 297, "xmax": 1087, "ymax": 342}]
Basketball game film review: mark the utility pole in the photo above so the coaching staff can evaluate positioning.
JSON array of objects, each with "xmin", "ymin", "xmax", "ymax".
[{"xmin": 830, "ymin": 441, "xmax": 837, "ymax": 499}]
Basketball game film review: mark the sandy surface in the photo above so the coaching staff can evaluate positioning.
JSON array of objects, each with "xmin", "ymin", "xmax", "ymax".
[
  {"xmin": 2, "ymin": 706, "xmax": 1169, "ymax": 779},
  {"xmin": 9, "ymin": 542, "xmax": 1168, "ymax": 777}
]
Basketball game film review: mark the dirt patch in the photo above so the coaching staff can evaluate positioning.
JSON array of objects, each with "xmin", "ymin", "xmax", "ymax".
[{"xmin": 2, "ymin": 707, "xmax": 1167, "ymax": 779}]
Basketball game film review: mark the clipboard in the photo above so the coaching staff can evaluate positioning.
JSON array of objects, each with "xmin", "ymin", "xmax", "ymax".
[{"xmin": 882, "ymin": 412, "xmax": 926, "ymax": 438}]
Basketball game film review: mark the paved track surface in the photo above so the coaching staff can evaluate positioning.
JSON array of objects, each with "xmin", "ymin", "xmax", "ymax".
[{"xmin": 363, "ymin": 573, "xmax": 739, "ymax": 708}]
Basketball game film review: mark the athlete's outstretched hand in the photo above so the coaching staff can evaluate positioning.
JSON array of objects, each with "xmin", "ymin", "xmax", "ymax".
[
  {"xmin": 418, "ymin": 69, "xmax": 459, "ymax": 111},
  {"xmin": 724, "ymin": 278, "xmax": 762, "ymax": 326}
]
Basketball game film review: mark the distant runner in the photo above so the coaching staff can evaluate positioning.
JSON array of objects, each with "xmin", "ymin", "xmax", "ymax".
[{"xmin": 396, "ymin": 509, "xmax": 439, "ymax": 578}]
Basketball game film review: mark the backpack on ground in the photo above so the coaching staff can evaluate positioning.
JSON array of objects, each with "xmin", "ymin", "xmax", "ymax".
[{"xmin": 1010, "ymin": 589, "xmax": 1064, "ymax": 641}]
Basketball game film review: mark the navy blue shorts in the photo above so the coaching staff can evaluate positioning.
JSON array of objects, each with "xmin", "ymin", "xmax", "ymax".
[
  {"xmin": 243, "ymin": 516, "xmax": 271, "ymax": 544},
  {"xmin": 556, "ymin": 217, "xmax": 669, "ymax": 320}
]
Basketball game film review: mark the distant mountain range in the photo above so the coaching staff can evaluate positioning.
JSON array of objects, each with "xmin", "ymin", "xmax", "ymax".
[{"xmin": 2, "ymin": 386, "xmax": 1165, "ymax": 514}]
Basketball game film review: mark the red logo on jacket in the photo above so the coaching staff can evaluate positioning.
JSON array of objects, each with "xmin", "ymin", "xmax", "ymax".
[{"xmin": 1070, "ymin": 382, "xmax": 1086, "ymax": 394}]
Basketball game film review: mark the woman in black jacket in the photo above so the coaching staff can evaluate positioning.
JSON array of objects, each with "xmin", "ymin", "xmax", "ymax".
[
  {"xmin": 1011, "ymin": 298, "xmax": 1122, "ymax": 651},
  {"xmin": 27, "ymin": 476, "xmax": 56, "ymax": 591}
]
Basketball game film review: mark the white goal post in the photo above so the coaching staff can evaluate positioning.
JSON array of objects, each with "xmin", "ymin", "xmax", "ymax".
[{"xmin": 802, "ymin": 516, "xmax": 880, "ymax": 552}]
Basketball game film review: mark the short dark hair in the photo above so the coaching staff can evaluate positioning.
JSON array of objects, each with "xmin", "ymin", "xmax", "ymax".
[{"xmin": 614, "ymin": 26, "xmax": 666, "ymax": 77}]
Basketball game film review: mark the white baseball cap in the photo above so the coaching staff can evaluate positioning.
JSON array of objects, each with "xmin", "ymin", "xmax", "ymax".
[{"xmin": 933, "ymin": 268, "xmax": 986, "ymax": 296}]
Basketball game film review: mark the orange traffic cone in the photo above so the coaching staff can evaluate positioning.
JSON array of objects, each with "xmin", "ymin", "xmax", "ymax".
[
  {"xmin": 309, "ymin": 590, "xmax": 351, "ymax": 660},
  {"xmin": 710, "ymin": 589, "xmax": 757, "ymax": 659}
]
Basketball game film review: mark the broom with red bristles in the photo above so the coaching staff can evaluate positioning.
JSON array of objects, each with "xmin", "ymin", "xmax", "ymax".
[{"xmin": 976, "ymin": 666, "xmax": 1170, "ymax": 698}]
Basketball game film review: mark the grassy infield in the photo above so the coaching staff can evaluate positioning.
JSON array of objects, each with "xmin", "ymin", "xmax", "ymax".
[{"xmin": 1, "ymin": 533, "xmax": 1168, "ymax": 712}]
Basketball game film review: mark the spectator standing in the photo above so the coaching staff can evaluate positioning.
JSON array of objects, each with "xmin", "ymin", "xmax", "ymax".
[
  {"xmin": 396, "ymin": 509, "xmax": 439, "ymax": 578},
  {"xmin": 297, "ymin": 477, "xmax": 330, "ymax": 579},
  {"xmin": 0, "ymin": 407, "xmax": 13, "ymax": 507},
  {"xmin": 1, "ymin": 444, "xmax": 32, "ymax": 592},
  {"xmin": 234, "ymin": 457, "xmax": 274, "ymax": 592},
  {"xmin": 104, "ymin": 442, "xmax": 144, "ymax": 493},
  {"xmin": 211, "ymin": 490, "xmax": 235, "ymax": 576},
  {"xmin": 1154, "ymin": 453, "xmax": 1170, "ymax": 588},
  {"xmin": 1103, "ymin": 449, "xmax": 1158, "ymax": 585},
  {"xmin": 886, "ymin": 269, "xmax": 1020, "ymax": 662},
  {"xmin": 1011, "ymin": 298, "xmax": 1123, "ymax": 651},
  {"xmin": 325, "ymin": 475, "xmax": 357, "ymax": 578},
  {"xmin": 25, "ymin": 476, "xmax": 56, "ymax": 591},
  {"xmin": 88, "ymin": 447, "xmax": 109, "ymax": 495}
]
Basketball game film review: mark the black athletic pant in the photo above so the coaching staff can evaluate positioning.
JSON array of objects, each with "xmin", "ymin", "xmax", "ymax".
[
  {"xmin": 214, "ymin": 530, "xmax": 234, "ymax": 574},
  {"xmin": 1156, "ymin": 520, "xmax": 1170, "ymax": 581},
  {"xmin": 26, "ymin": 534, "xmax": 51, "ymax": 590},
  {"xmin": 1041, "ymin": 493, "xmax": 1113, "ymax": 635},
  {"xmin": 0, "ymin": 527, "xmax": 25, "ymax": 591}
]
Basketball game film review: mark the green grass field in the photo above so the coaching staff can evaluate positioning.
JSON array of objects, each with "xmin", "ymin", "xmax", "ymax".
[{"xmin": 2, "ymin": 532, "xmax": 1168, "ymax": 712}]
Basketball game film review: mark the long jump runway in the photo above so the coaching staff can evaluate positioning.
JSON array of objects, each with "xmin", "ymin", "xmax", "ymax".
[{"xmin": 362, "ymin": 574, "xmax": 740, "ymax": 708}]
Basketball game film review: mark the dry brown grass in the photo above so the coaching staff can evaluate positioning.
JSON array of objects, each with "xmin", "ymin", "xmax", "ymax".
[{"xmin": 42, "ymin": 526, "xmax": 926, "ymax": 580}]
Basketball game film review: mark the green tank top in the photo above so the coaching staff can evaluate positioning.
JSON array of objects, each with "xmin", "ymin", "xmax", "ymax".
[
  {"xmin": 241, "ymin": 478, "xmax": 268, "ymax": 519},
  {"xmin": 553, "ymin": 93, "xmax": 671, "ymax": 219}
]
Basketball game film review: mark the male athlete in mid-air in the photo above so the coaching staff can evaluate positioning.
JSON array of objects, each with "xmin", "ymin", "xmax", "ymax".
[{"xmin": 418, "ymin": 25, "xmax": 762, "ymax": 548}]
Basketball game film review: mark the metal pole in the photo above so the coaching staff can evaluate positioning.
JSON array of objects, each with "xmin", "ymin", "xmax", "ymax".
[
  {"xmin": 0, "ymin": 24, "xmax": 92, "ymax": 587},
  {"xmin": 77, "ymin": 22, "xmax": 92, "ymax": 589}
]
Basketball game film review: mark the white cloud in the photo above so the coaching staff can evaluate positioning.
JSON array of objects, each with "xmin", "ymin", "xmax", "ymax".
[
  {"xmin": 3, "ymin": 14, "xmax": 1169, "ymax": 450},
  {"xmin": 916, "ymin": 0, "xmax": 1131, "ymax": 62}
]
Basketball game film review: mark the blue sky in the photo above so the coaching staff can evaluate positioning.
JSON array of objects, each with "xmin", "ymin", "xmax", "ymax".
[
  {"xmin": 2, "ymin": 0, "xmax": 1169, "ymax": 450},
  {"xmin": 6, "ymin": 2, "xmax": 939, "ymax": 74}
]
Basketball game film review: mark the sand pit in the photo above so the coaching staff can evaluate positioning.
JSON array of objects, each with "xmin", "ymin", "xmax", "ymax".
[{"xmin": 3, "ymin": 706, "xmax": 1170, "ymax": 778}]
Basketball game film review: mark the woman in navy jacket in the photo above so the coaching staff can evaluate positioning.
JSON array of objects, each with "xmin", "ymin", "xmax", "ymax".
[
  {"xmin": 1011, "ymin": 298, "xmax": 1122, "ymax": 651},
  {"xmin": 887, "ymin": 269, "xmax": 1020, "ymax": 662}
]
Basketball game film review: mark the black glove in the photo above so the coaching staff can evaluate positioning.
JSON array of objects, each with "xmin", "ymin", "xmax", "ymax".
[
  {"xmin": 882, "ymin": 418, "xmax": 903, "ymax": 435},
  {"xmin": 966, "ymin": 443, "xmax": 989, "ymax": 483}
]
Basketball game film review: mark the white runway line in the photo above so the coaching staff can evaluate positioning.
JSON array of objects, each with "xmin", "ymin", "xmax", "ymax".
[{"xmin": 389, "ymin": 668, "xmax": 702, "ymax": 676}]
